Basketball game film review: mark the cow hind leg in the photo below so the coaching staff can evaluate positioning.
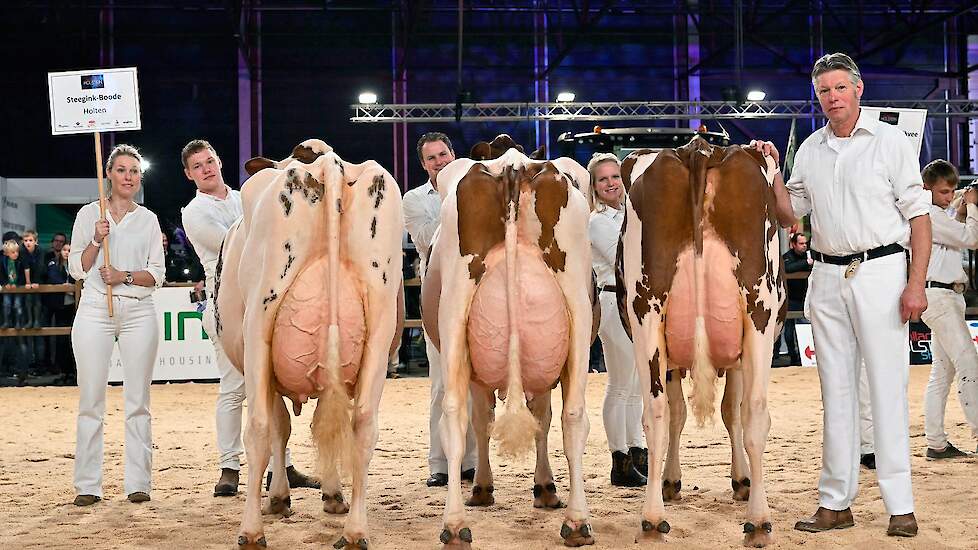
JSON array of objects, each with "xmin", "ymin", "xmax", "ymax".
[
  {"xmin": 466, "ymin": 385, "xmax": 495, "ymax": 507},
  {"xmin": 529, "ymin": 389, "xmax": 565, "ymax": 509},
  {"xmin": 662, "ymin": 372, "xmax": 685, "ymax": 501},
  {"xmin": 320, "ymin": 449, "xmax": 349, "ymax": 515},
  {"xmin": 237, "ymin": 340, "xmax": 276, "ymax": 548},
  {"xmin": 721, "ymin": 367, "xmax": 751, "ymax": 502},
  {"xmin": 262, "ymin": 395, "xmax": 293, "ymax": 517},
  {"xmin": 739, "ymin": 325, "xmax": 775, "ymax": 548},
  {"xmin": 635, "ymin": 318, "xmax": 671, "ymax": 543}
]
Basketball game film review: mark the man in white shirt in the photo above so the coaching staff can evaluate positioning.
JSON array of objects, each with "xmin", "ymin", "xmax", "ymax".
[
  {"xmin": 180, "ymin": 140, "xmax": 318, "ymax": 497},
  {"xmin": 403, "ymin": 132, "xmax": 476, "ymax": 487},
  {"xmin": 759, "ymin": 53, "xmax": 931, "ymax": 538},
  {"xmin": 918, "ymin": 159, "xmax": 978, "ymax": 459}
]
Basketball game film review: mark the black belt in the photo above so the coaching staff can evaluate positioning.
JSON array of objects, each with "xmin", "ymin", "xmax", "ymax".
[
  {"xmin": 810, "ymin": 243, "xmax": 906, "ymax": 266},
  {"xmin": 926, "ymin": 281, "xmax": 966, "ymax": 293},
  {"xmin": 600, "ymin": 285, "xmax": 619, "ymax": 293}
]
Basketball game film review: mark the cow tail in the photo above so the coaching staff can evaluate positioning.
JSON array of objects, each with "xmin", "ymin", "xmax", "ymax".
[
  {"xmin": 689, "ymin": 144, "xmax": 717, "ymax": 426},
  {"xmin": 312, "ymin": 175, "xmax": 354, "ymax": 479},
  {"xmin": 491, "ymin": 200, "xmax": 539, "ymax": 459}
]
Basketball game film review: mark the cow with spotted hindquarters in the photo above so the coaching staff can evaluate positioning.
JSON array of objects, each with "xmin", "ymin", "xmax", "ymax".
[
  {"xmin": 215, "ymin": 139, "xmax": 404, "ymax": 550},
  {"xmin": 618, "ymin": 136, "xmax": 785, "ymax": 547},
  {"xmin": 421, "ymin": 135, "xmax": 596, "ymax": 548},
  {"xmin": 619, "ymin": 148, "xmax": 755, "ymax": 505}
]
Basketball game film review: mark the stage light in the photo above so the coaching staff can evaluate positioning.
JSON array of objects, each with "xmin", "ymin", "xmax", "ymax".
[
  {"xmin": 141, "ymin": 158, "xmax": 151, "ymax": 172},
  {"xmin": 358, "ymin": 91, "xmax": 378, "ymax": 104},
  {"xmin": 746, "ymin": 90, "xmax": 766, "ymax": 101},
  {"xmin": 556, "ymin": 91, "xmax": 576, "ymax": 102}
]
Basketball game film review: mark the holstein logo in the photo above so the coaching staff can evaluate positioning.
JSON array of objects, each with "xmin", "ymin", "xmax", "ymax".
[
  {"xmin": 81, "ymin": 74, "xmax": 105, "ymax": 90},
  {"xmin": 163, "ymin": 311, "xmax": 209, "ymax": 341}
]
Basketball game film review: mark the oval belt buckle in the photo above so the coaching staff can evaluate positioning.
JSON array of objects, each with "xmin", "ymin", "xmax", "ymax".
[
  {"xmin": 844, "ymin": 258, "xmax": 861, "ymax": 279},
  {"xmin": 953, "ymin": 282, "xmax": 966, "ymax": 294}
]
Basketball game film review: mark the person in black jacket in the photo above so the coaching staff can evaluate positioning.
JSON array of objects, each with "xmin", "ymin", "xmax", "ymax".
[
  {"xmin": 782, "ymin": 232, "xmax": 813, "ymax": 365},
  {"xmin": 45, "ymin": 242, "xmax": 76, "ymax": 384}
]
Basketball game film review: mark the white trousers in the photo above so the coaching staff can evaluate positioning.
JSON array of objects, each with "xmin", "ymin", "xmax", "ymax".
[
  {"xmin": 921, "ymin": 288, "xmax": 978, "ymax": 450},
  {"xmin": 808, "ymin": 253, "xmax": 914, "ymax": 515},
  {"xmin": 202, "ymin": 298, "xmax": 291, "ymax": 471},
  {"xmin": 426, "ymin": 331, "xmax": 477, "ymax": 474},
  {"xmin": 72, "ymin": 293, "xmax": 159, "ymax": 497},
  {"xmin": 858, "ymin": 363, "xmax": 874, "ymax": 455},
  {"xmin": 598, "ymin": 292, "xmax": 644, "ymax": 452}
]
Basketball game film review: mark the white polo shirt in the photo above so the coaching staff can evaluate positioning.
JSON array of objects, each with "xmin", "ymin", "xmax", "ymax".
[
  {"xmin": 182, "ymin": 185, "xmax": 243, "ymax": 290},
  {"xmin": 589, "ymin": 204, "xmax": 624, "ymax": 288},
  {"xmin": 403, "ymin": 180, "xmax": 440, "ymax": 272},
  {"xmin": 68, "ymin": 201, "xmax": 165, "ymax": 299},
  {"xmin": 927, "ymin": 202, "xmax": 978, "ymax": 285},
  {"xmin": 786, "ymin": 109, "xmax": 931, "ymax": 256}
]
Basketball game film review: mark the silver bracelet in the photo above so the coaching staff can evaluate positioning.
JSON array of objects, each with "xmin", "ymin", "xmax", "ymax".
[{"xmin": 91, "ymin": 238, "xmax": 101, "ymax": 248}]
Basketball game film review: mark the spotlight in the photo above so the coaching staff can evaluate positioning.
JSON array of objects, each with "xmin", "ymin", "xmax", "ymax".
[
  {"xmin": 358, "ymin": 91, "xmax": 378, "ymax": 104},
  {"xmin": 746, "ymin": 90, "xmax": 766, "ymax": 101},
  {"xmin": 141, "ymin": 158, "xmax": 151, "ymax": 172},
  {"xmin": 556, "ymin": 91, "xmax": 576, "ymax": 102}
]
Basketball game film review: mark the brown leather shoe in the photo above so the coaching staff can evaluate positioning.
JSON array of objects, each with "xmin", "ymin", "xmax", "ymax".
[
  {"xmin": 213, "ymin": 467, "xmax": 239, "ymax": 497},
  {"xmin": 887, "ymin": 513, "xmax": 918, "ymax": 537},
  {"xmin": 794, "ymin": 507, "xmax": 855, "ymax": 532}
]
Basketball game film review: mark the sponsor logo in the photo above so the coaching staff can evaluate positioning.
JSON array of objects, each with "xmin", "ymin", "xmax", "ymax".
[
  {"xmin": 81, "ymin": 74, "xmax": 105, "ymax": 90},
  {"xmin": 879, "ymin": 111, "xmax": 900, "ymax": 125}
]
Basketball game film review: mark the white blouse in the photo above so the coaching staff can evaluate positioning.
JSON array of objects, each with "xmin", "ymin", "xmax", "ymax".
[
  {"xmin": 589, "ymin": 205, "xmax": 624, "ymax": 288},
  {"xmin": 68, "ymin": 201, "xmax": 165, "ymax": 300}
]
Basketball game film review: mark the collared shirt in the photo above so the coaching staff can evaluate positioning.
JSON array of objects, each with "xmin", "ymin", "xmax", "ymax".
[
  {"xmin": 182, "ymin": 185, "xmax": 243, "ymax": 290},
  {"xmin": 786, "ymin": 109, "xmax": 930, "ymax": 256},
  {"xmin": 403, "ymin": 180, "xmax": 441, "ymax": 273},
  {"xmin": 68, "ymin": 201, "xmax": 165, "ymax": 299},
  {"xmin": 926, "ymin": 203, "xmax": 978, "ymax": 284},
  {"xmin": 589, "ymin": 204, "xmax": 624, "ymax": 287}
]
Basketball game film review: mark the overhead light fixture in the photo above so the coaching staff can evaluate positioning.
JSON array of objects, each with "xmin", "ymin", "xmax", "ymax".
[
  {"xmin": 358, "ymin": 91, "xmax": 378, "ymax": 104},
  {"xmin": 556, "ymin": 91, "xmax": 576, "ymax": 102},
  {"xmin": 141, "ymin": 158, "xmax": 152, "ymax": 172},
  {"xmin": 746, "ymin": 90, "xmax": 766, "ymax": 101}
]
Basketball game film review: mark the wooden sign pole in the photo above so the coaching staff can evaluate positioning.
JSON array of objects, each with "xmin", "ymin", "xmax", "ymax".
[{"xmin": 94, "ymin": 132, "xmax": 114, "ymax": 317}]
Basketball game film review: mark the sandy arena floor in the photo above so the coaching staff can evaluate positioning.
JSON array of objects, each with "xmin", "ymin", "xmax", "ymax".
[{"xmin": 0, "ymin": 366, "xmax": 975, "ymax": 549}]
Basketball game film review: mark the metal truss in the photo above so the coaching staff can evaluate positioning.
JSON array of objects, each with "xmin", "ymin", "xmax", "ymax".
[{"xmin": 350, "ymin": 99, "xmax": 978, "ymax": 123}]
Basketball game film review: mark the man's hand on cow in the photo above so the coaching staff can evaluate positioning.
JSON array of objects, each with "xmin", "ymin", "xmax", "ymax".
[
  {"xmin": 749, "ymin": 140, "xmax": 781, "ymax": 166},
  {"xmin": 94, "ymin": 219, "xmax": 110, "ymax": 244},
  {"xmin": 98, "ymin": 265, "xmax": 124, "ymax": 285},
  {"xmin": 900, "ymin": 284, "xmax": 927, "ymax": 323}
]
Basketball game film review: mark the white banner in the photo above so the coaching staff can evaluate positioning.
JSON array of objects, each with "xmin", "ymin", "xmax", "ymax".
[
  {"xmin": 793, "ymin": 321, "xmax": 978, "ymax": 368},
  {"xmin": 109, "ymin": 287, "xmax": 218, "ymax": 383},
  {"xmin": 48, "ymin": 67, "xmax": 141, "ymax": 135},
  {"xmin": 861, "ymin": 106, "xmax": 927, "ymax": 156}
]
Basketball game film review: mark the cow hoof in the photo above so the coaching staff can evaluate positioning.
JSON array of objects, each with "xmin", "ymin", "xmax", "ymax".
[
  {"xmin": 559, "ymin": 521, "xmax": 595, "ymax": 547},
  {"xmin": 323, "ymin": 492, "xmax": 350, "ymax": 514},
  {"xmin": 636, "ymin": 519, "xmax": 670, "ymax": 542},
  {"xmin": 662, "ymin": 479, "xmax": 682, "ymax": 501},
  {"xmin": 439, "ymin": 526, "xmax": 473, "ymax": 549},
  {"xmin": 333, "ymin": 535, "xmax": 369, "ymax": 549},
  {"xmin": 533, "ymin": 482, "xmax": 565, "ymax": 509},
  {"xmin": 465, "ymin": 484, "xmax": 495, "ymax": 507},
  {"xmin": 732, "ymin": 477, "xmax": 751, "ymax": 501},
  {"xmin": 262, "ymin": 496, "xmax": 292, "ymax": 517},
  {"xmin": 742, "ymin": 522, "xmax": 773, "ymax": 548},
  {"xmin": 237, "ymin": 534, "xmax": 268, "ymax": 549}
]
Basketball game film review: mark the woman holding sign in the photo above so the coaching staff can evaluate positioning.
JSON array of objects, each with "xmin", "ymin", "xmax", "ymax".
[{"xmin": 68, "ymin": 144, "xmax": 165, "ymax": 506}]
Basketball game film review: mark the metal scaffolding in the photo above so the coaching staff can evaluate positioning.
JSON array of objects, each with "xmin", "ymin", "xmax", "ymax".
[{"xmin": 351, "ymin": 99, "xmax": 978, "ymax": 123}]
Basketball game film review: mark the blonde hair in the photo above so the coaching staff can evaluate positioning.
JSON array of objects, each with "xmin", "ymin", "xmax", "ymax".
[
  {"xmin": 587, "ymin": 152, "xmax": 622, "ymax": 212},
  {"xmin": 21, "ymin": 230, "xmax": 37, "ymax": 239},
  {"xmin": 2, "ymin": 240, "xmax": 19, "ymax": 254},
  {"xmin": 105, "ymin": 144, "xmax": 143, "ymax": 174}
]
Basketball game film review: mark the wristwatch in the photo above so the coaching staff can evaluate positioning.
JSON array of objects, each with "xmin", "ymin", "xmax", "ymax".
[{"xmin": 124, "ymin": 271, "xmax": 134, "ymax": 285}]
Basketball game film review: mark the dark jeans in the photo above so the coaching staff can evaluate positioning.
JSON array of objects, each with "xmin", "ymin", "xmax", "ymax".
[{"xmin": 782, "ymin": 299, "xmax": 806, "ymax": 365}]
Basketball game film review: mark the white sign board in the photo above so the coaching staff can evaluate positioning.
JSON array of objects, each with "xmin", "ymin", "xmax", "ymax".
[
  {"xmin": 48, "ymin": 67, "xmax": 141, "ymax": 135},
  {"xmin": 109, "ymin": 287, "xmax": 218, "ymax": 383},
  {"xmin": 861, "ymin": 106, "xmax": 927, "ymax": 156}
]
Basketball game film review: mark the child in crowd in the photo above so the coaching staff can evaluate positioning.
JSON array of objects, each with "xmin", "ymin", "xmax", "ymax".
[{"xmin": 1, "ymin": 240, "xmax": 27, "ymax": 329}]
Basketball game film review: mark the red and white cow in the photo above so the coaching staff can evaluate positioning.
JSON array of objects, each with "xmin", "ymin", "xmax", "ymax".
[
  {"xmin": 619, "ymin": 137, "xmax": 784, "ymax": 547},
  {"xmin": 421, "ymin": 136, "xmax": 596, "ymax": 548},
  {"xmin": 216, "ymin": 139, "xmax": 404, "ymax": 550}
]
